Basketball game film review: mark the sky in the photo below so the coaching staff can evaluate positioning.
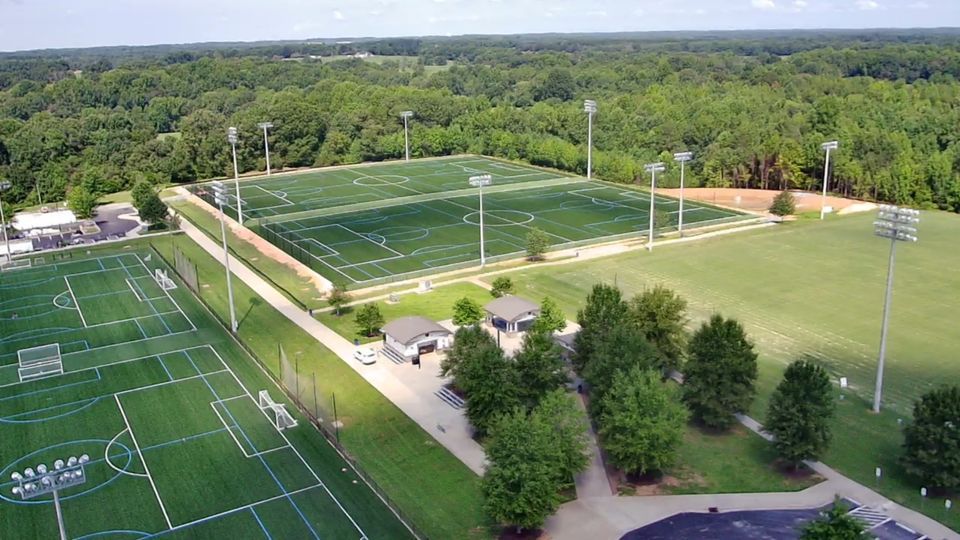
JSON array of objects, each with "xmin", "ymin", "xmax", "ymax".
[{"xmin": 1, "ymin": 0, "xmax": 959, "ymax": 52}]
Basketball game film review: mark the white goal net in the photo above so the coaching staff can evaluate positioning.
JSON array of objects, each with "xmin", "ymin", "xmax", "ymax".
[
  {"xmin": 154, "ymin": 268, "xmax": 177, "ymax": 291},
  {"xmin": 18, "ymin": 343, "xmax": 63, "ymax": 382},
  {"xmin": 258, "ymin": 390, "xmax": 298, "ymax": 430}
]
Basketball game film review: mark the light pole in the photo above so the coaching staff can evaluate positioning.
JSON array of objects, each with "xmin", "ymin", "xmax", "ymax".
[
  {"xmin": 468, "ymin": 174, "xmax": 492, "ymax": 267},
  {"xmin": 212, "ymin": 181, "xmax": 239, "ymax": 333},
  {"xmin": 584, "ymin": 100, "xmax": 597, "ymax": 180},
  {"xmin": 400, "ymin": 111, "xmax": 414, "ymax": 162},
  {"xmin": 645, "ymin": 162, "xmax": 665, "ymax": 251},
  {"xmin": 673, "ymin": 152, "xmax": 693, "ymax": 237},
  {"xmin": 871, "ymin": 204, "xmax": 919, "ymax": 413},
  {"xmin": 820, "ymin": 141, "xmax": 839, "ymax": 220},
  {"xmin": 0, "ymin": 180, "xmax": 12, "ymax": 261},
  {"xmin": 11, "ymin": 454, "xmax": 89, "ymax": 540},
  {"xmin": 257, "ymin": 122, "xmax": 274, "ymax": 176},
  {"xmin": 228, "ymin": 127, "xmax": 243, "ymax": 224}
]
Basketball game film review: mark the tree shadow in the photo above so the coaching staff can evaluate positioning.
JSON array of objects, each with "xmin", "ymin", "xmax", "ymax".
[{"xmin": 238, "ymin": 296, "xmax": 263, "ymax": 329}]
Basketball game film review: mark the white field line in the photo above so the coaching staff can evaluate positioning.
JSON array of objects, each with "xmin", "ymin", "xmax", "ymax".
[
  {"xmin": 114, "ymin": 394, "xmax": 173, "ymax": 529},
  {"xmin": 125, "ymin": 278, "xmax": 144, "ymax": 302},
  {"xmin": 63, "ymin": 276, "xmax": 87, "ymax": 327},
  {"xmin": 104, "ymin": 427, "xmax": 150, "ymax": 478},
  {"xmin": 134, "ymin": 254, "xmax": 197, "ymax": 332},
  {"xmin": 205, "ymin": 346, "xmax": 368, "ymax": 539}
]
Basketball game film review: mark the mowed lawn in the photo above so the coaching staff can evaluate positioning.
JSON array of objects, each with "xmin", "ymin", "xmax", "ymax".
[{"xmin": 494, "ymin": 211, "xmax": 960, "ymax": 532}]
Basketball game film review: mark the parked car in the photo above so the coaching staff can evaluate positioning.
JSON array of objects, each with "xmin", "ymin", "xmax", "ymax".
[{"xmin": 353, "ymin": 347, "xmax": 377, "ymax": 365}]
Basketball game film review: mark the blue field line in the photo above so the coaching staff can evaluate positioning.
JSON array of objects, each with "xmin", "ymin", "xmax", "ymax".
[
  {"xmin": 0, "ymin": 397, "xmax": 101, "ymax": 424},
  {"xmin": 183, "ymin": 352, "xmax": 321, "ymax": 540},
  {"xmin": 0, "ymin": 368, "xmax": 102, "ymax": 403},
  {"xmin": 74, "ymin": 530, "xmax": 152, "ymax": 540},
  {"xmin": 0, "ymin": 326, "xmax": 77, "ymax": 346},
  {"xmin": 156, "ymin": 357, "xmax": 173, "ymax": 382},
  {"xmin": 118, "ymin": 264, "xmax": 173, "ymax": 335},
  {"xmin": 0, "ymin": 293, "xmax": 60, "ymax": 310},
  {"xmin": 140, "ymin": 426, "xmax": 231, "ymax": 454},
  {"xmin": 250, "ymin": 507, "xmax": 273, "ymax": 540}
]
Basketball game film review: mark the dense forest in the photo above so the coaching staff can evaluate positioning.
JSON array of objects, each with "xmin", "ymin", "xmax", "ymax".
[{"xmin": 1, "ymin": 30, "xmax": 960, "ymax": 213}]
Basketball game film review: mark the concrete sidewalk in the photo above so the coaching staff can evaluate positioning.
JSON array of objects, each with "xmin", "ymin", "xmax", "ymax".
[{"xmin": 178, "ymin": 216, "xmax": 487, "ymax": 475}]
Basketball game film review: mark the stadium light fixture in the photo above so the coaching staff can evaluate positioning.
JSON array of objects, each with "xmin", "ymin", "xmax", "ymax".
[
  {"xmin": 212, "ymin": 181, "xmax": 239, "ymax": 333},
  {"xmin": 11, "ymin": 454, "xmax": 89, "ymax": 540},
  {"xmin": 871, "ymin": 204, "xmax": 919, "ymax": 413},
  {"xmin": 673, "ymin": 152, "xmax": 693, "ymax": 237},
  {"xmin": 584, "ymin": 100, "xmax": 597, "ymax": 180},
  {"xmin": 0, "ymin": 180, "xmax": 12, "ymax": 261},
  {"xmin": 400, "ymin": 111, "xmax": 414, "ymax": 162},
  {"xmin": 227, "ymin": 127, "xmax": 243, "ymax": 223},
  {"xmin": 820, "ymin": 141, "xmax": 839, "ymax": 220},
  {"xmin": 468, "ymin": 174, "xmax": 493, "ymax": 267},
  {"xmin": 644, "ymin": 162, "xmax": 666, "ymax": 251},
  {"xmin": 257, "ymin": 122, "xmax": 274, "ymax": 176}
]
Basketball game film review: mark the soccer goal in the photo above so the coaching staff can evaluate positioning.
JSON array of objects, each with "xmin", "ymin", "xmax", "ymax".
[
  {"xmin": 154, "ymin": 268, "xmax": 177, "ymax": 291},
  {"xmin": 17, "ymin": 343, "xmax": 63, "ymax": 382},
  {"xmin": 258, "ymin": 390, "xmax": 298, "ymax": 430},
  {"xmin": 0, "ymin": 259, "xmax": 31, "ymax": 272}
]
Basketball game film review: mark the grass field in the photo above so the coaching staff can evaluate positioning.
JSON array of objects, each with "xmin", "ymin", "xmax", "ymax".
[
  {"xmin": 0, "ymin": 251, "xmax": 414, "ymax": 539},
  {"xmin": 493, "ymin": 211, "xmax": 960, "ymax": 532}
]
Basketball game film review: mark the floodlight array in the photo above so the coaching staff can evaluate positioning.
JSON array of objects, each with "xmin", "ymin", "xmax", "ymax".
[
  {"xmin": 673, "ymin": 151, "xmax": 693, "ymax": 162},
  {"xmin": 257, "ymin": 121, "xmax": 273, "ymax": 129},
  {"xmin": 227, "ymin": 127, "xmax": 238, "ymax": 144},
  {"xmin": 468, "ymin": 174, "xmax": 492, "ymax": 187},
  {"xmin": 211, "ymin": 181, "xmax": 229, "ymax": 207},
  {"xmin": 584, "ymin": 99, "xmax": 597, "ymax": 114},
  {"xmin": 644, "ymin": 162, "xmax": 666, "ymax": 173},
  {"xmin": 11, "ymin": 455, "xmax": 89, "ymax": 500},
  {"xmin": 821, "ymin": 140, "xmax": 839, "ymax": 151},
  {"xmin": 874, "ymin": 205, "xmax": 920, "ymax": 242}
]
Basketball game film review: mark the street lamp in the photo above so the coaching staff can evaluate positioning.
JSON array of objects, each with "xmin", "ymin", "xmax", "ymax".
[
  {"xmin": 0, "ymin": 180, "xmax": 12, "ymax": 261},
  {"xmin": 212, "ymin": 181, "xmax": 239, "ymax": 333},
  {"xmin": 227, "ymin": 127, "xmax": 243, "ymax": 224},
  {"xmin": 11, "ymin": 454, "xmax": 89, "ymax": 540},
  {"xmin": 400, "ymin": 111, "xmax": 414, "ymax": 162},
  {"xmin": 257, "ymin": 122, "xmax": 274, "ymax": 176},
  {"xmin": 871, "ymin": 204, "xmax": 919, "ymax": 413},
  {"xmin": 644, "ymin": 162, "xmax": 666, "ymax": 251},
  {"xmin": 584, "ymin": 100, "xmax": 597, "ymax": 180},
  {"xmin": 820, "ymin": 141, "xmax": 839, "ymax": 220},
  {"xmin": 673, "ymin": 152, "xmax": 693, "ymax": 237},
  {"xmin": 468, "ymin": 174, "xmax": 492, "ymax": 267}
]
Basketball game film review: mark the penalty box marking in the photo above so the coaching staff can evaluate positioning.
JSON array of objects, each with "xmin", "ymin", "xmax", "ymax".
[{"xmin": 209, "ymin": 396, "xmax": 291, "ymax": 459}]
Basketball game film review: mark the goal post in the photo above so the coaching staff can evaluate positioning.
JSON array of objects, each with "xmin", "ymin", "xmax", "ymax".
[
  {"xmin": 258, "ymin": 390, "xmax": 298, "ymax": 430},
  {"xmin": 154, "ymin": 268, "xmax": 177, "ymax": 291},
  {"xmin": 17, "ymin": 343, "xmax": 63, "ymax": 382}
]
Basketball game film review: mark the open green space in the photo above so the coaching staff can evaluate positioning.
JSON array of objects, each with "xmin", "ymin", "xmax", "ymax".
[
  {"xmin": 149, "ymin": 234, "xmax": 490, "ymax": 538},
  {"xmin": 493, "ymin": 211, "xmax": 960, "ymax": 532},
  {"xmin": 317, "ymin": 281, "xmax": 493, "ymax": 342},
  {"xmin": 0, "ymin": 251, "xmax": 414, "ymax": 539}
]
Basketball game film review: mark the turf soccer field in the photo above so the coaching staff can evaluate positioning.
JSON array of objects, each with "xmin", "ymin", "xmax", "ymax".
[
  {"xmin": 192, "ymin": 156, "xmax": 745, "ymax": 285},
  {"xmin": 0, "ymin": 252, "xmax": 413, "ymax": 539}
]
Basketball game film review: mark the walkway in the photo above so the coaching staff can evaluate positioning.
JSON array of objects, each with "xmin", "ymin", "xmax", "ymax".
[{"xmin": 178, "ymin": 216, "xmax": 487, "ymax": 475}]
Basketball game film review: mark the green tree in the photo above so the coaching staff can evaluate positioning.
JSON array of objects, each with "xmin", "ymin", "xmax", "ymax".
[
  {"xmin": 514, "ymin": 329, "xmax": 567, "ymax": 407},
  {"xmin": 525, "ymin": 227, "xmax": 550, "ymax": 261},
  {"xmin": 482, "ymin": 408, "xmax": 562, "ymax": 533},
  {"xmin": 597, "ymin": 366, "xmax": 688, "ymax": 476},
  {"xmin": 765, "ymin": 360, "xmax": 835, "ymax": 466},
  {"xmin": 441, "ymin": 324, "xmax": 497, "ymax": 380},
  {"xmin": 573, "ymin": 283, "xmax": 629, "ymax": 374},
  {"xmin": 532, "ymin": 68, "xmax": 576, "ymax": 102},
  {"xmin": 770, "ymin": 190, "xmax": 797, "ymax": 216},
  {"xmin": 583, "ymin": 325, "xmax": 662, "ymax": 408},
  {"xmin": 532, "ymin": 296, "xmax": 566, "ymax": 334},
  {"xmin": 137, "ymin": 191, "xmax": 169, "ymax": 225},
  {"xmin": 652, "ymin": 208, "xmax": 675, "ymax": 233},
  {"xmin": 683, "ymin": 314, "xmax": 759, "ymax": 430},
  {"xmin": 901, "ymin": 385, "xmax": 960, "ymax": 490},
  {"xmin": 353, "ymin": 303, "xmax": 385, "ymax": 337},
  {"xmin": 800, "ymin": 502, "xmax": 869, "ymax": 540},
  {"xmin": 326, "ymin": 282, "xmax": 351, "ymax": 316},
  {"xmin": 460, "ymin": 345, "xmax": 520, "ymax": 436},
  {"xmin": 67, "ymin": 185, "xmax": 98, "ymax": 219},
  {"xmin": 532, "ymin": 389, "xmax": 590, "ymax": 483},
  {"xmin": 490, "ymin": 276, "xmax": 514, "ymax": 298},
  {"xmin": 131, "ymin": 180, "xmax": 154, "ymax": 210},
  {"xmin": 452, "ymin": 296, "xmax": 484, "ymax": 326},
  {"xmin": 629, "ymin": 286, "xmax": 688, "ymax": 373}
]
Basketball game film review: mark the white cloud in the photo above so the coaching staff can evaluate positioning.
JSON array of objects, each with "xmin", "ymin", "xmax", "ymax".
[
  {"xmin": 856, "ymin": 0, "xmax": 879, "ymax": 9},
  {"xmin": 907, "ymin": 1, "xmax": 929, "ymax": 8},
  {"xmin": 632, "ymin": 7, "xmax": 645, "ymax": 17},
  {"xmin": 586, "ymin": 10, "xmax": 608, "ymax": 17},
  {"xmin": 332, "ymin": 9, "xmax": 345, "ymax": 20},
  {"xmin": 751, "ymin": 0, "xmax": 776, "ymax": 10},
  {"xmin": 793, "ymin": 0, "xmax": 808, "ymax": 7}
]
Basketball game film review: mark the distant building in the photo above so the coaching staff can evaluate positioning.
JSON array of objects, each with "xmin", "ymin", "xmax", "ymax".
[
  {"xmin": 381, "ymin": 316, "xmax": 452, "ymax": 362},
  {"xmin": 484, "ymin": 295, "xmax": 540, "ymax": 334},
  {"xmin": 353, "ymin": 51, "xmax": 373, "ymax": 59}
]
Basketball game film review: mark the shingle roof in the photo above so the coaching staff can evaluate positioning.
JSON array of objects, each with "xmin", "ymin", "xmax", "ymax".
[
  {"xmin": 381, "ymin": 316, "xmax": 451, "ymax": 346},
  {"xmin": 484, "ymin": 295, "xmax": 539, "ymax": 323}
]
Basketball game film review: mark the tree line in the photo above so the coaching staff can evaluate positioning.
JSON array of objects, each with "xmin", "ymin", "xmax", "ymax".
[{"xmin": 2, "ymin": 35, "xmax": 960, "ymax": 214}]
